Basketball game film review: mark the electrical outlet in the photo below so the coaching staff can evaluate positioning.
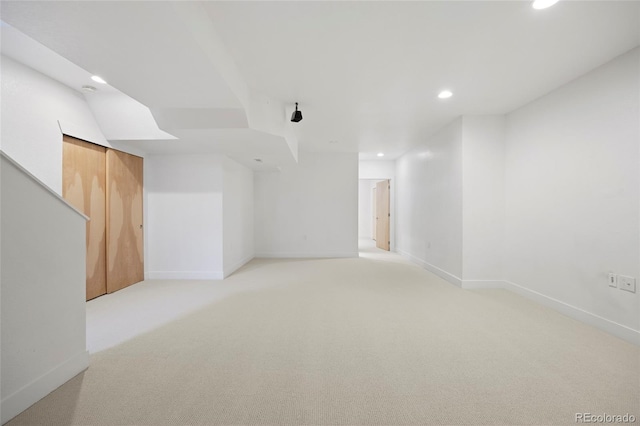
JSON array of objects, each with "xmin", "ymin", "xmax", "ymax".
[
  {"xmin": 618, "ymin": 275, "xmax": 636, "ymax": 293},
  {"xmin": 608, "ymin": 272, "xmax": 617, "ymax": 288}
]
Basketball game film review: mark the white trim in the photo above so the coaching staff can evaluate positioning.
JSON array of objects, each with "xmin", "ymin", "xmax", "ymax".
[
  {"xmin": 503, "ymin": 280, "xmax": 640, "ymax": 346},
  {"xmin": 146, "ymin": 271, "xmax": 224, "ymax": 280},
  {"xmin": 108, "ymin": 141, "xmax": 147, "ymax": 159},
  {"xmin": 58, "ymin": 120, "xmax": 147, "ymax": 158},
  {"xmin": 57, "ymin": 119, "xmax": 109, "ymax": 147},
  {"xmin": 223, "ymin": 255, "xmax": 255, "ymax": 278},
  {"xmin": 1, "ymin": 351, "xmax": 89, "ymax": 424},
  {"xmin": 461, "ymin": 279, "xmax": 505, "ymax": 289},
  {"xmin": 397, "ymin": 249, "xmax": 462, "ymax": 287},
  {"xmin": 395, "ymin": 251, "xmax": 639, "ymax": 345},
  {"xmin": 0, "ymin": 151, "xmax": 88, "ymax": 221},
  {"xmin": 255, "ymin": 252, "xmax": 359, "ymax": 259}
]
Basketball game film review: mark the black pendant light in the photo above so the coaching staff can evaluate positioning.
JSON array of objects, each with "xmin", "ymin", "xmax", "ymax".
[{"xmin": 291, "ymin": 102, "xmax": 303, "ymax": 123}]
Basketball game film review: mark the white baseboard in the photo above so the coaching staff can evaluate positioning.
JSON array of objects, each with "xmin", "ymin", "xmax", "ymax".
[
  {"xmin": 255, "ymin": 252, "xmax": 359, "ymax": 259},
  {"xmin": 395, "ymin": 249, "xmax": 639, "ymax": 346},
  {"xmin": 1, "ymin": 350, "xmax": 89, "ymax": 424},
  {"xmin": 146, "ymin": 271, "xmax": 224, "ymax": 280},
  {"xmin": 502, "ymin": 280, "xmax": 640, "ymax": 346},
  {"xmin": 461, "ymin": 280, "xmax": 505, "ymax": 289},
  {"xmin": 223, "ymin": 255, "xmax": 255, "ymax": 278},
  {"xmin": 397, "ymin": 250, "xmax": 462, "ymax": 287}
]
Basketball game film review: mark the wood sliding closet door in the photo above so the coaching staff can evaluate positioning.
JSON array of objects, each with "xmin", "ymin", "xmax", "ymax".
[
  {"xmin": 63, "ymin": 136, "xmax": 144, "ymax": 300},
  {"xmin": 106, "ymin": 149, "xmax": 144, "ymax": 293},
  {"xmin": 62, "ymin": 135, "xmax": 108, "ymax": 300},
  {"xmin": 375, "ymin": 180, "xmax": 390, "ymax": 251}
]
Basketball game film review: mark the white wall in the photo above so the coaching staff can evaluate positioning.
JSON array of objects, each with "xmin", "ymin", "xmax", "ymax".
[
  {"xmin": 145, "ymin": 155, "xmax": 224, "ymax": 279},
  {"xmin": 0, "ymin": 55, "xmax": 109, "ymax": 194},
  {"xmin": 359, "ymin": 161, "xmax": 395, "ymax": 180},
  {"xmin": 461, "ymin": 116, "xmax": 506, "ymax": 285},
  {"xmin": 254, "ymin": 151, "xmax": 358, "ymax": 257},
  {"xmin": 222, "ymin": 157, "xmax": 255, "ymax": 276},
  {"xmin": 0, "ymin": 53, "xmax": 105, "ymax": 423},
  {"xmin": 394, "ymin": 49, "xmax": 639, "ymax": 343},
  {"xmin": 504, "ymin": 48, "xmax": 640, "ymax": 336},
  {"xmin": 358, "ymin": 180, "xmax": 375, "ymax": 238},
  {"xmin": 145, "ymin": 155, "xmax": 255, "ymax": 280},
  {"xmin": 1, "ymin": 153, "xmax": 89, "ymax": 424},
  {"xmin": 396, "ymin": 119, "xmax": 464, "ymax": 282}
]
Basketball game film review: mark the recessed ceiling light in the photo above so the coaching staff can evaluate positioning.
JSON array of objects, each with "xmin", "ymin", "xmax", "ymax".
[
  {"xmin": 377, "ymin": 153, "xmax": 384, "ymax": 157},
  {"xmin": 81, "ymin": 85, "xmax": 97, "ymax": 93},
  {"xmin": 91, "ymin": 75, "xmax": 107, "ymax": 84},
  {"xmin": 532, "ymin": 0, "xmax": 559, "ymax": 9},
  {"xmin": 438, "ymin": 90, "xmax": 453, "ymax": 99}
]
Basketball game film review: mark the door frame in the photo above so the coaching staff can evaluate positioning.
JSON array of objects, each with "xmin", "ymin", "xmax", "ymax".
[{"xmin": 358, "ymin": 177, "xmax": 395, "ymax": 251}]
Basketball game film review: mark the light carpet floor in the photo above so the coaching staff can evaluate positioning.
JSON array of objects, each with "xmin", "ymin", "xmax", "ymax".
[{"xmin": 7, "ymin": 249, "xmax": 639, "ymax": 425}]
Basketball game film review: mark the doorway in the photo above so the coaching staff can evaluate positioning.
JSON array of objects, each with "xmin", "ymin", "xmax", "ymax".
[
  {"xmin": 358, "ymin": 178, "xmax": 392, "ymax": 252},
  {"xmin": 62, "ymin": 135, "xmax": 144, "ymax": 300}
]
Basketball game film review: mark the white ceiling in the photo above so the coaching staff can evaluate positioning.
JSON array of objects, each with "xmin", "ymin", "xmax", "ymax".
[
  {"xmin": 205, "ymin": 1, "xmax": 639, "ymax": 159},
  {"xmin": 0, "ymin": 21, "xmax": 119, "ymax": 95},
  {"xmin": 1, "ymin": 1, "xmax": 241, "ymax": 109},
  {"xmin": 2, "ymin": 1, "xmax": 638, "ymax": 162}
]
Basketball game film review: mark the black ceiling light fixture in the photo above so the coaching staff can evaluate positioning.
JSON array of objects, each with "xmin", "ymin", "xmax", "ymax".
[{"xmin": 291, "ymin": 102, "xmax": 303, "ymax": 122}]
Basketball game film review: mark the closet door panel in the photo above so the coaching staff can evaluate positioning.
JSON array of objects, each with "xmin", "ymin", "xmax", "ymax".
[
  {"xmin": 62, "ymin": 135, "xmax": 107, "ymax": 300},
  {"xmin": 106, "ymin": 149, "xmax": 144, "ymax": 293}
]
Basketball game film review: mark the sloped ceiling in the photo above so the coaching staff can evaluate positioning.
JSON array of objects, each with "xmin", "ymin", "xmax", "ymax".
[{"xmin": 0, "ymin": 1, "xmax": 298, "ymax": 171}]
